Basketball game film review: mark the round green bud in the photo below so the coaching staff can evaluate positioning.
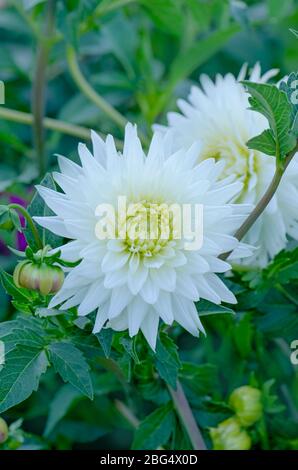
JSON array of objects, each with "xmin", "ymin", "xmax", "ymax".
[
  {"xmin": 0, "ymin": 417, "xmax": 8, "ymax": 444},
  {"xmin": 210, "ymin": 417, "xmax": 251, "ymax": 450},
  {"xmin": 13, "ymin": 260, "xmax": 64, "ymax": 295},
  {"xmin": 229, "ymin": 385, "xmax": 263, "ymax": 427}
]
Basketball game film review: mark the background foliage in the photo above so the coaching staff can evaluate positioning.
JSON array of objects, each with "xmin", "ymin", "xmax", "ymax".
[{"xmin": 0, "ymin": 0, "xmax": 297, "ymax": 450}]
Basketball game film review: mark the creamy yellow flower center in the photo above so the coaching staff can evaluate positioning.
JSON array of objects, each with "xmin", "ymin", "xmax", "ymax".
[
  {"xmin": 200, "ymin": 138, "xmax": 260, "ymax": 201},
  {"xmin": 118, "ymin": 201, "xmax": 174, "ymax": 257}
]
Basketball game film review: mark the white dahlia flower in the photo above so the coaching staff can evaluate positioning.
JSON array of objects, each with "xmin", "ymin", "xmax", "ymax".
[
  {"xmin": 161, "ymin": 63, "xmax": 298, "ymax": 267},
  {"xmin": 34, "ymin": 124, "xmax": 251, "ymax": 349}
]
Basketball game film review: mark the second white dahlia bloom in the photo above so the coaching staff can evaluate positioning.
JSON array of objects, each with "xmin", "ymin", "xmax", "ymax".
[
  {"xmin": 161, "ymin": 64, "xmax": 298, "ymax": 267},
  {"xmin": 35, "ymin": 124, "xmax": 251, "ymax": 349}
]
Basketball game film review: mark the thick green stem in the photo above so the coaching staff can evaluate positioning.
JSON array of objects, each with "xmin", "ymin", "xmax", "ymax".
[
  {"xmin": 221, "ymin": 142, "xmax": 298, "ymax": 261},
  {"xmin": 168, "ymin": 380, "xmax": 207, "ymax": 450},
  {"xmin": 66, "ymin": 45, "xmax": 149, "ymax": 147},
  {"xmin": 8, "ymin": 204, "xmax": 43, "ymax": 250},
  {"xmin": 31, "ymin": 0, "xmax": 56, "ymax": 176},
  {"xmin": 66, "ymin": 45, "xmax": 127, "ymax": 130},
  {"xmin": 0, "ymin": 107, "xmax": 123, "ymax": 148}
]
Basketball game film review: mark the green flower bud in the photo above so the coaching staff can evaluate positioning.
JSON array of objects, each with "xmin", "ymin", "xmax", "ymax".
[
  {"xmin": 210, "ymin": 417, "xmax": 251, "ymax": 450},
  {"xmin": 229, "ymin": 385, "xmax": 263, "ymax": 427},
  {"xmin": 13, "ymin": 260, "xmax": 64, "ymax": 295},
  {"xmin": 0, "ymin": 417, "xmax": 8, "ymax": 444}
]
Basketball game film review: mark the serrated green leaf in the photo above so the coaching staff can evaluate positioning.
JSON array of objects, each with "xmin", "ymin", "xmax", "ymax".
[
  {"xmin": 242, "ymin": 81, "xmax": 296, "ymax": 159},
  {"xmin": 95, "ymin": 328, "xmax": 114, "ymax": 358},
  {"xmin": 49, "ymin": 342, "xmax": 94, "ymax": 399},
  {"xmin": 120, "ymin": 336, "xmax": 140, "ymax": 364},
  {"xmin": 132, "ymin": 402, "xmax": 174, "ymax": 450},
  {"xmin": 1, "ymin": 325, "xmax": 45, "ymax": 354},
  {"xmin": 0, "ymin": 347, "xmax": 49, "ymax": 413},
  {"xmin": 155, "ymin": 332, "xmax": 181, "ymax": 389},
  {"xmin": 279, "ymin": 72, "xmax": 298, "ymax": 136}
]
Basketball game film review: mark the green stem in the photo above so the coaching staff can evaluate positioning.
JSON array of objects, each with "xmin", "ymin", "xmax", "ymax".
[
  {"xmin": 168, "ymin": 380, "xmax": 207, "ymax": 450},
  {"xmin": 0, "ymin": 107, "xmax": 123, "ymax": 148},
  {"xmin": 31, "ymin": 0, "xmax": 56, "ymax": 176},
  {"xmin": 221, "ymin": 142, "xmax": 298, "ymax": 261},
  {"xmin": 66, "ymin": 44, "xmax": 127, "ymax": 131},
  {"xmin": 114, "ymin": 399, "xmax": 140, "ymax": 428},
  {"xmin": 66, "ymin": 45, "xmax": 150, "ymax": 147},
  {"xmin": 8, "ymin": 204, "xmax": 43, "ymax": 250}
]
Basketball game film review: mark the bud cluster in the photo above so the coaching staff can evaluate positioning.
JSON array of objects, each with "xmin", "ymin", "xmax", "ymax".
[{"xmin": 210, "ymin": 385, "xmax": 263, "ymax": 450}]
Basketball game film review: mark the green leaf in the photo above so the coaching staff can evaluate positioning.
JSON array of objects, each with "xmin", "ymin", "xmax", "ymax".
[
  {"xmin": 152, "ymin": 24, "xmax": 239, "ymax": 118},
  {"xmin": 181, "ymin": 363, "xmax": 219, "ymax": 395},
  {"xmin": 132, "ymin": 402, "xmax": 174, "ymax": 450},
  {"xmin": 242, "ymin": 81, "xmax": 297, "ymax": 159},
  {"xmin": 168, "ymin": 24, "xmax": 240, "ymax": 89},
  {"xmin": 196, "ymin": 299, "xmax": 235, "ymax": 316},
  {"xmin": 279, "ymin": 72, "xmax": 298, "ymax": 136},
  {"xmin": 140, "ymin": 0, "xmax": 184, "ymax": 36},
  {"xmin": 49, "ymin": 342, "xmax": 94, "ymax": 399},
  {"xmin": 23, "ymin": 0, "xmax": 46, "ymax": 9},
  {"xmin": 0, "ymin": 270, "xmax": 34, "ymax": 303},
  {"xmin": 155, "ymin": 332, "xmax": 181, "ymax": 389},
  {"xmin": 95, "ymin": 328, "xmax": 114, "ymax": 358},
  {"xmin": 0, "ymin": 347, "xmax": 49, "ymax": 413},
  {"xmin": 232, "ymin": 313, "xmax": 253, "ymax": 358},
  {"xmin": 44, "ymin": 384, "xmax": 83, "ymax": 437},
  {"xmin": 0, "ymin": 323, "xmax": 45, "ymax": 354},
  {"xmin": 9, "ymin": 209, "xmax": 22, "ymax": 231},
  {"xmin": 25, "ymin": 173, "xmax": 63, "ymax": 250},
  {"xmin": 263, "ymin": 247, "xmax": 298, "ymax": 286},
  {"xmin": 120, "ymin": 336, "xmax": 140, "ymax": 364}
]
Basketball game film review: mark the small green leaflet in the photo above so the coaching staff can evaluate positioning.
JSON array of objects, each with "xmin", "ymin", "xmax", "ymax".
[
  {"xmin": 25, "ymin": 173, "xmax": 63, "ymax": 250},
  {"xmin": 242, "ymin": 81, "xmax": 296, "ymax": 159},
  {"xmin": 155, "ymin": 332, "xmax": 181, "ymax": 389},
  {"xmin": 95, "ymin": 328, "xmax": 114, "ymax": 358},
  {"xmin": 196, "ymin": 299, "xmax": 235, "ymax": 316},
  {"xmin": 279, "ymin": 72, "xmax": 298, "ymax": 136},
  {"xmin": 0, "ymin": 347, "xmax": 49, "ymax": 413},
  {"xmin": 48, "ymin": 342, "xmax": 94, "ymax": 400},
  {"xmin": 132, "ymin": 402, "xmax": 174, "ymax": 450}
]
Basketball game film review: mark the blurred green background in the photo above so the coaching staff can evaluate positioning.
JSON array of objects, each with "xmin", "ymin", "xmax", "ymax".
[{"xmin": 0, "ymin": 0, "xmax": 297, "ymax": 450}]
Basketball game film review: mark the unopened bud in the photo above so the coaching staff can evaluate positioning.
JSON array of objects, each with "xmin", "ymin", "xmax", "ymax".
[
  {"xmin": 13, "ymin": 260, "xmax": 64, "ymax": 295},
  {"xmin": 210, "ymin": 417, "xmax": 251, "ymax": 450},
  {"xmin": 229, "ymin": 385, "xmax": 262, "ymax": 427},
  {"xmin": 0, "ymin": 417, "xmax": 8, "ymax": 444}
]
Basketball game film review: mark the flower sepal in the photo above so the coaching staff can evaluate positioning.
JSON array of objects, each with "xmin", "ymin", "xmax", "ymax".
[
  {"xmin": 13, "ymin": 248, "xmax": 65, "ymax": 296},
  {"xmin": 0, "ymin": 205, "xmax": 21, "ymax": 232}
]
